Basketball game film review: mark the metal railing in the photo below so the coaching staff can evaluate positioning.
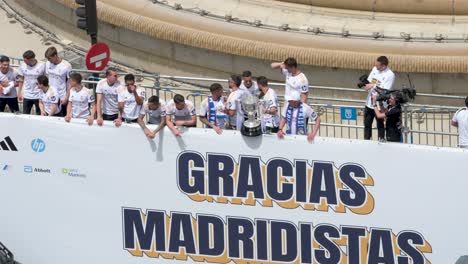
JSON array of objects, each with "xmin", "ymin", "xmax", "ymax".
[
  {"xmin": 69, "ymin": 69, "xmax": 463, "ymax": 148},
  {"xmin": 2, "ymin": 67, "xmax": 462, "ymax": 148}
]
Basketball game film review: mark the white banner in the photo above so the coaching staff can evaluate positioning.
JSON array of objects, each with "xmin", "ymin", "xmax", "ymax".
[{"xmin": 0, "ymin": 113, "xmax": 467, "ymax": 264}]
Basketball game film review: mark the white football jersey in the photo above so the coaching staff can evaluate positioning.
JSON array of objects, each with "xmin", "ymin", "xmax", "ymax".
[
  {"xmin": 281, "ymin": 68, "xmax": 309, "ymax": 99},
  {"xmin": 140, "ymin": 100, "xmax": 166, "ymax": 124},
  {"xmin": 96, "ymin": 79, "xmax": 121, "ymax": 115},
  {"xmin": 0, "ymin": 68, "xmax": 18, "ymax": 98},
  {"xmin": 166, "ymin": 100, "xmax": 196, "ymax": 122},
  {"xmin": 18, "ymin": 61, "xmax": 46, "ymax": 100},
  {"xmin": 46, "ymin": 59, "xmax": 72, "ymax": 100},
  {"xmin": 40, "ymin": 86, "xmax": 61, "ymax": 115},
  {"xmin": 69, "ymin": 87, "xmax": 95, "ymax": 119},
  {"xmin": 118, "ymin": 87, "xmax": 146, "ymax": 120}
]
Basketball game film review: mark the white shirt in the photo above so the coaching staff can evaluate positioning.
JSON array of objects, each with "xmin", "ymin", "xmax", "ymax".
[
  {"xmin": 261, "ymin": 88, "xmax": 280, "ymax": 128},
  {"xmin": 453, "ymin": 107, "xmax": 468, "ymax": 147},
  {"xmin": 366, "ymin": 67, "xmax": 395, "ymax": 109},
  {"xmin": 68, "ymin": 86, "xmax": 95, "ymax": 119},
  {"xmin": 140, "ymin": 100, "xmax": 166, "ymax": 124},
  {"xmin": 0, "ymin": 68, "xmax": 18, "ymax": 98},
  {"xmin": 239, "ymin": 80, "xmax": 259, "ymax": 96},
  {"xmin": 166, "ymin": 100, "xmax": 196, "ymax": 122},
  {"xmin": 199, "ymin": 96, "xmax": 227, "ymax": 129},
  {"xmin": 96, "ymin": 79, "xmax": 121, "ymax": 115},
  {"xmin": 18, "ymin": 61, "xmax": 46, "ymax": 100},
  {"xmin": 40, "ymin": 86, "xmax": 61, "ymax": 115},
  {"xmin": 281, "ymin": 68, "xmax": 309, "ymax": 99},
  {"xmin": 46, "ymin": 60, "xmax": 72, "ymax": 100},
  {"xmin": 227, "ymin": 89, "xmax": 248, "ymax": 128},
  {"xmin": 281, "ymin": 103, "xmax": 318, "ymax": 135},
  {"xmin": 118, "ymin": 87, "xmax": 146, "ymax": 120}
]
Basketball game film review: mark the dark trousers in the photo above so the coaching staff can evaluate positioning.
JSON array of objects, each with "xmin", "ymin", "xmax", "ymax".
[
  {"xmin": 58, "ymin": 102, "xmax": 68, "ymax": 117},
  {"xmin": 102, "ymin": 113, "xmax": 119, "ymax": 121},
  {"xmin": 364, "ymin": 107, "xmax": 385, "ymax": 140},
  {"xmin": 23, "ymin": 98, "xmax": 40, "ymax": 115},
  {"xmin": 0, "ymin": 98, "xmax": 19, "ymax": 113},
  {"xmin": 123, "ymin": 118, "xmax": 138, "ymax": 123},
  {"xmin": 265, "ymin": 126, "xmax": 279, "ymax": 133}
]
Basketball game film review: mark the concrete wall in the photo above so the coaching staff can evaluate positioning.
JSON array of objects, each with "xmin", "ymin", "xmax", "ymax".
[{"xmin": 7, "ymin": 0, "xmax": 468, "ymax": 101}]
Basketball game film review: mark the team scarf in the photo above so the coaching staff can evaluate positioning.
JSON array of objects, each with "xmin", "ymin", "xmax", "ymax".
[
  {"xmin": 207, "ymin": 96, "xmax": 217, "ymax": 126},
  {"xmin": 286, "ymin": 103, "xmax": 306, "ymax": 135}
]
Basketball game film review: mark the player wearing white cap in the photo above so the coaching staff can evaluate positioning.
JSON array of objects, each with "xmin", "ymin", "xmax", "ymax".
[
  {"xmin": 277, "ymin": 90, "xmax": 321, "ymax": 142},
  {"xmin": 199, "ymin": 83, "xmax": 227, "ymax": 135},
  {"xmin": 137, "ymin": 95, "xmax": 166, "ymax": 139},
  {"xmin": 271, "ymin": 57, "xmax": 309, "ymax": 104},
  {"xmin": 65, "ymin": 73, "xmax": 96, "ymax": 125},
  {"xmin": 118, "ymin": 74, "xmax": 145, "ymax": 123},
  {"xmin": 165, "ymin": 94, "xmax": 197, "ymax": 137},
  {"xmin": 37, "ymin": 76, "xmax": 61, "ymax": 116}
]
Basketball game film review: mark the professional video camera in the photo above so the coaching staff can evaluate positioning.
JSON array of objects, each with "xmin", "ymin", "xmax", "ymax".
[
  {"xmin": 375, "ymin": 87, "xmax": 416, "ymax": 104},
  {"xmin": 357, "ymin": 74, "xmax": 417, "ymax": 104}
]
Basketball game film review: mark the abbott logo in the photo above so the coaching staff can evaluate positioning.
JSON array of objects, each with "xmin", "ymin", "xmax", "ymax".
[
  {"xmin": 31, "ymin": 139, "xmax": 46, "ymax": 153},
  {"xmin": 0, "ymin": 136, "xmax": 18, "ymax": 151}
]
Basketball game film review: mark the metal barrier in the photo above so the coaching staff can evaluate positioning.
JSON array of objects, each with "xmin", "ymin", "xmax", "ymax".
[
  {"xmin": 70, "ymin": 69, "xmax": 464, "ymax": 148},
  {"xmin": 2, "ymin": 67, "xmax": 462, "ymax": 148}
]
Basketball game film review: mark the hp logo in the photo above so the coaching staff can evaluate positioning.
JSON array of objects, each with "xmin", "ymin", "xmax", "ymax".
[{"xmin": 31, "ymin": 138, "xmax": 46, "ymax": 153}]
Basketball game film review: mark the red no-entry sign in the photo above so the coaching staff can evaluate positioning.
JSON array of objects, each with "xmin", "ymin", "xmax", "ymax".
[{"xmin": 85, "ymin": 42, "xmax": 110, "ymax": 71}]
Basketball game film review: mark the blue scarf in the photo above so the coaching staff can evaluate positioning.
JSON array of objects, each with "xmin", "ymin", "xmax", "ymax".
[
  {"xmin": 286, "ymin": 103, "xmax": 306, "ymax": 135},
  {"xmin": 208, "ymin": 96, "xmax": 217, "ymax": 126}
]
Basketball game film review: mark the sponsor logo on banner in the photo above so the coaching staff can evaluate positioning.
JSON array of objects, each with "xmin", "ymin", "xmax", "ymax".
[
  {"xmin": 0, "ymin": 136, "xmax": 18, "ymax": 151},
  {"xmin": 24, "ymin": 165, "xmax": 50, "ymax": 174},
  {"xmin": 62, "ymin": 168, "xmax": 87, "ymax": 178},
  {"xmin": 24, "ymin": 165, "xmax": 33, "ymax": 173},
  {"xmin": 0, "ymin": 164, "xmax": 9, "ymax": 175},
  {"xmin": 31, "ymin": 138, "xmax": 46, "ymax": 153}
]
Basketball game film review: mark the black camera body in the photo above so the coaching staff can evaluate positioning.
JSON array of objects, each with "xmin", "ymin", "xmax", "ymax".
[
  {"xmin": 357, "ymin": 74, "xmax": 369, "ymax": 88},
  {"xmin": 357, "ymin": 74, "xmax": 416, "ymax": 104}
]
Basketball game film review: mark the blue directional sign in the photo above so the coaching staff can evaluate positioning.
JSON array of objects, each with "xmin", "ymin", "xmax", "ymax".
[{"xmin": 341, "ymin": 107, "xmax": 357, "ymax": 121}]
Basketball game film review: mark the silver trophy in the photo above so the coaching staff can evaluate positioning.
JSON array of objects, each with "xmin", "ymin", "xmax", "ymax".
[{"xmin": 240, "ymin": 96, "xmax": 262, "ymax": 137}]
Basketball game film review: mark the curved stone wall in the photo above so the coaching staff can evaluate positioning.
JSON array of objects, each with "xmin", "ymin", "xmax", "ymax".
[{"xmin": 278, "ymin": 0, "xmax": 468, "ymax": 15}]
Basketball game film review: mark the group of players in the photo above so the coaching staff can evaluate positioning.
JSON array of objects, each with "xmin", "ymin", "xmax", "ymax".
[{"xmin": 0, "ymin": 49, "xmax": 321, "ymax": 141}]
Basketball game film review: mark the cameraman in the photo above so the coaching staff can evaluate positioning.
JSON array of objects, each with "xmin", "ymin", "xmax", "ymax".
[
  {"xmin": 372, "ymin": 91, "xmax": 402, "ymax": 142},
  {"xmin": 364, "ymin": 56, "xmax": 395, "ymax": 141}
]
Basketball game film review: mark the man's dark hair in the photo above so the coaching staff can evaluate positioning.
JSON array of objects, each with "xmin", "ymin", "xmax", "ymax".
[
  {"xmin": 257, "ymin": 76, "xmax": 268, "ymax": 87},
  {"xmin": 45, "ymin": 46, "xmax": 58, "ymax": 59},
  {"xmin": 173, "ymin": 94, "xmax": 185, "ymax": 104},
  {"xmin": 105, "ymin": 67, "xmax": 118, "ymax": 77},
  {"xmin": 230, "ymin": 74, "xmax": 242, "ymax": 87},
  {"xmin": 377, "ymin": 56, "xmax": 389, "ymax": 66},
  {"xmin": 209, "ymin": 83, "xmax": 223, "ymax": 93},
  {"xmin": 242, "ymin": 71, "xmax": 252, "ymax": 78},
  {"xmin": 284, "ymin": 57, "xmax": 298, "ymax": 68},
  {"xmin": 37, "ymin": 75, "xmax": 49, "ymax": 86},
  {"xmin": 69, "ymin": 73, "xmax": 82, "ymax": 84},
  {"xmin": 124, "ymin": 74, "xmax": 135, "ymax": 82},
  {"xmin": 23, "ymin": 50, "xmax": 36, "ymax": 60},
  {"xmin": 148, "ymin": 95, "xmax": 160, "ymax": 104},
  {"xmin": 0, "ymin": 56, "xmax": 10, "ymax": 63},
  {"xmin": 465, "ymin": 96, "xmax": 468, "ymax": 107}
]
